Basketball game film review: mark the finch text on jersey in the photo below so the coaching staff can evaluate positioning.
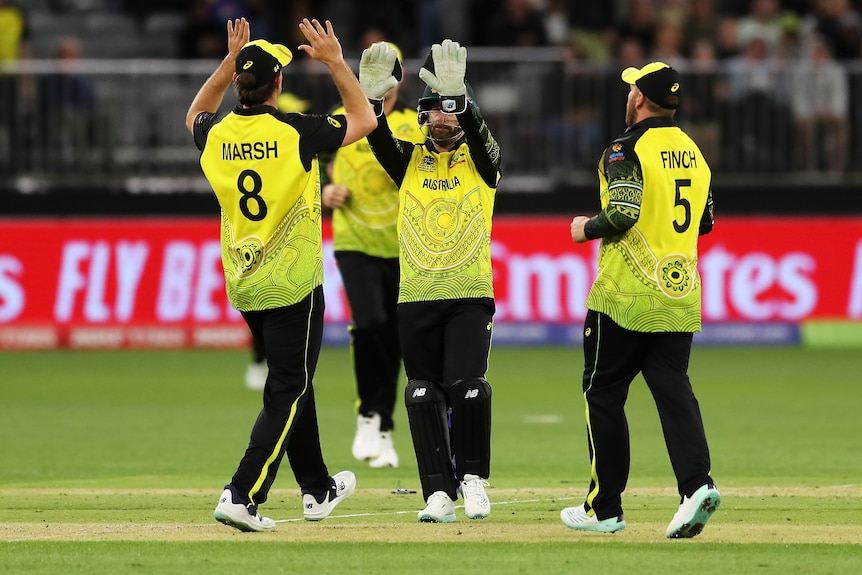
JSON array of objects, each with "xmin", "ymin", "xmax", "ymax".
[
  {"xmin": 423, "ymin": 176, "xmax": 461, "ymax": 190},
  {"xmin": 660, "ymin": 150, "xmax": 697, "ymax": 169},
  {"xmin": 222, "ymin": 141, "xmax": 278, "ymax": 161}
]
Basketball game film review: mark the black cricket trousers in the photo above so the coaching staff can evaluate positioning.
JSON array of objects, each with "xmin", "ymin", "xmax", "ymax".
[
  {"xmin": 582, "ymin": 310, "xmax": 714, "ymax": 520},
  {"xmin": 335, "ymin": 251, "xmax": 401, "ymax": 431},
  {"xmin": 234, "ymin": 286, "xmax": 331, "ymax": 506}
]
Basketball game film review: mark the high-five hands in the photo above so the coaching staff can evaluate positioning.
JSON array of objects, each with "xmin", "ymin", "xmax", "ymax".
[
  {"xmin": 419, "ymin": 39, "xmax": 467, "ymax": 113},
  {"xmin": 359, "ymin": 42, "xmax": 399, "ymax": 101}
]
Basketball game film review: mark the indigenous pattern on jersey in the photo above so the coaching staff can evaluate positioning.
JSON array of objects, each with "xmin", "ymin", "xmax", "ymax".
[
  {"xmin": 586, "ymin": 117, "xmax": 711, "ymax": 333},
  {"xmin": 330, "ymin": 105, "xmax": 424, "ymax": 257},
  {"xmin": 397, "ymin": 143, "xmax": 496, "ymax": 303},
  {"xmin": 195, "ymin": 106, "xmax": 346, "ymax": 311}
]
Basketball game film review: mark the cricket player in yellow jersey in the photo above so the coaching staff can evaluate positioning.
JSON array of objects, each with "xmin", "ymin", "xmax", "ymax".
[
  {"xmin": 359, "ymin": 40, "xmax": 502, "ymax": 522},
  {"xmin": 322, "ymin": 43, "xmax": 425, "ymax": 470},
  {"xmin": 563, "ymin": 62, "xmax": 720, "ymax": 538},
  {"xmin": 184, "ymin": 17, "xmax": 377, "ymax": 532}
]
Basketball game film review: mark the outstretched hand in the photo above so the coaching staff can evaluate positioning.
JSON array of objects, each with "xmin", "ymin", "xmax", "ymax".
[
  {"xmin": 297, "ymin": 19, "xmax": 343, "ymax": 67},
  {"xmin": 226, "ymin": 17, "xmax": 249, "ymax": 59},
  {"xmin": 359, "ymin": 42, "xmax": 399, "ymax": 101},
  {"xmin": 418, "ymin": 39, "xmax": 467, "ymax": 97}
]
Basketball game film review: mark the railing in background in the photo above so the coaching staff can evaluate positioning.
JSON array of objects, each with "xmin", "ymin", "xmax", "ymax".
[{"xmin": 3, "ymin": 52, "xmax": 862, "ymax": 194}]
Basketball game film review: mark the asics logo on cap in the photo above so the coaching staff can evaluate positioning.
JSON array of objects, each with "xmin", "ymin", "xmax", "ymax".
[
  {"xmin": 243, "ymin": 61, "xmax": 253, "ymax": 70},
  {"xmin": 671, "ymin": 82, "xmax": 680, "ymax": 92}
]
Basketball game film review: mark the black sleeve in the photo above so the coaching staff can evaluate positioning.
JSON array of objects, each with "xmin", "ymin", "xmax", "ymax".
[
  {"xmin": 291, "ymin": 112, "xmax": 348, "ymax": 171},
  {"xmin": 584, "ymin": 142, "xmax": 642, "ymax": 239},
  {"xmin": 457, "ymin": 102, "xmax": 502, "ymax": 188},
  {"xmin": 699, "ymin": 187, "xmax": 715, "ymax": 236},
  {"xmin": 192, "ymin": 112, "xmax": 220, "ymax": 151},
  {"xmin": 366, "ymin": 113, "xmax": 414, "ymax": 187}
]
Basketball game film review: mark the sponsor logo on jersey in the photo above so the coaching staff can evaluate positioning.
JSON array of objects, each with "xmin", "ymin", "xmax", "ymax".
[
  {"xmin": 608, "ymin": 143, "xmax": 625, "ymax": 163},
  {"xmin": 327, "ymin": 116, "xmax": 342, "ymax": 129}
]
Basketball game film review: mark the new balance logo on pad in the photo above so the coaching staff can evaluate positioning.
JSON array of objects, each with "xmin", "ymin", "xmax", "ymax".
[
  {"xmin": 464, "ymin": 389, "xmax": 479, "ymax": 399},
  {"xmin": 412, "ymin": 388, "xmax": 427, "ymax": 398}
]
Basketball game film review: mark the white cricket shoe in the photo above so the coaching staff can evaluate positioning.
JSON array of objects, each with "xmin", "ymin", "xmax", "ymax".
[
  {"xmin": 214, "ymin": 485, "xmax": 276, "ymax": 532},
  {"xmin": 303, "ymin": 470, "xmax": 356, "ymax": 521},
  {"xmin": 368, "ymin": 431, "xmax": 399, "ymax": 468},
  {"xmin": 351, "ymin": 414, "xmax": 381, "ymax": 460},
  {"xmin": 460, "ymin": 474, "xmax": 491, "ymax": 519},
  {"xmin": 666, "ymin": 484, "xmax": 721, "ymax": 538},
  {"xmin": 560, "ymin": 504, "xmax": 626, "ymax": 533},
  {"xmin": 244, "ymin": 360, "xmax": 268, "ymax": 391},
  {"xmin": 418, "ymin": 491, "xmax": 456, "ymax": 523}
]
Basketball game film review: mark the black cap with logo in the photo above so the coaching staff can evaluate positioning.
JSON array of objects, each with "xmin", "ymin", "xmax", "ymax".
[{"xmin": 621, "ymin": 61, "xmax": 681, "ymax": 110}]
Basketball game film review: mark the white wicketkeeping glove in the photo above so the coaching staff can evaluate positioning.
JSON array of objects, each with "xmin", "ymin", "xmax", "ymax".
[
  {"xmin": 359, "ymin": 42, "xmax": 399, "ymax": 102},
  {"xmin": 419, "ymin": 39, "xmax": 467, "ymax": 113}
]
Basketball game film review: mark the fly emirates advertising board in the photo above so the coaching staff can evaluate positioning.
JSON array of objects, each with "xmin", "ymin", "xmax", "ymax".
[{"xmin": 1, "ymin": 217, "xmax": 860, "ymax": 349}]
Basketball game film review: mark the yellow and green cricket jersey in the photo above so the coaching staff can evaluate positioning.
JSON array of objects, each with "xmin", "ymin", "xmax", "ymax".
[
  {"xmin": 329, "ymin": 105, "xmax": 424, "ymax": 258},
  {"xmin": 587, "ymin": 117, "xmax": 712, "ymax": 332},
  {"xmin": 194, "ymin": 106, "xmax": 346, "ymax": 311},
  {"xmin": 397, "ymin": 142, "xmax": 498, "ymax": 303}
]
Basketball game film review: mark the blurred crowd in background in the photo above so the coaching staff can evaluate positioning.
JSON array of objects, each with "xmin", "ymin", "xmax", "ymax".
[
  {"xmin": 2, "ymin": 0, "xmax": 862, "ymax": 179},
  {"xmin": 3, "ymin": 0, "xmax": 860, "ymax": 62}
]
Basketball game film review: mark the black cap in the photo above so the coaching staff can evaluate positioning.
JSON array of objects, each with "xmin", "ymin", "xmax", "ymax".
[
  {"xmin": 235, "ymin": 40, "xmax": 293, "ymax": 89},
  {"xmin": 621, "ymin": 61, "xmax": 681, "ymax": 110}
]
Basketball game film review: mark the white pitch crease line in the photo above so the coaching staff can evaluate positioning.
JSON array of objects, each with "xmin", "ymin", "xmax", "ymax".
[{"xmin": 273, "ymin": 496, "xmax": 574, "ymax": 523}]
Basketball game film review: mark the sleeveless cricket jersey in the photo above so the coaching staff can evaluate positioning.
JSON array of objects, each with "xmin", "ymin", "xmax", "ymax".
[
  {"xmin": 330, "ymin": 105, "xmax": 424, "ymax": 257},
  {"xmin": 195, "ymin": 106, "xmax": 346, "ymax": 311},
  {"xmin": 397, "ymin": 142, "xmax": 497, "ymax": 303},
  {"xmin": 586, "ymin": 118, "xmax": 711, "ymax": 332}
]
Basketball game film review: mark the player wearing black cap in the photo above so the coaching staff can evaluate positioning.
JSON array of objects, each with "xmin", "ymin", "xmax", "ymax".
[
  {"xmin": 563, "ymin": 62, "xmax": 720, "ymax": 538},
  {"xmin": 185, "ymin": 17, "xmax": 376, "ymax": 532},
  {"xmin": 358, "ymin": 40, "xmax": 502, "ymax": 522}
]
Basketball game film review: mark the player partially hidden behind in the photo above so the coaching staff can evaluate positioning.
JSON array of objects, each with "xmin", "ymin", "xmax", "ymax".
[
  {"xmin": 360, "ymin": 40, "xmax": 502, "ymax": 522},
  {"xmin": 185, "ymin": 17, "xmax": 376, "ymax": 532},
  {"xmin": 322, "ymin": 42, "xmax": 425, "ymax": 469},
  {"xmin": 564, "ymin": 62, "xmax": 720, "ymax": 538}
]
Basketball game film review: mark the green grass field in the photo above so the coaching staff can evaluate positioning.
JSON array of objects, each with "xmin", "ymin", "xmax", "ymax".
[{"xmin": 1, "ymin": 345, "xmax": 861, "ymax": 574}]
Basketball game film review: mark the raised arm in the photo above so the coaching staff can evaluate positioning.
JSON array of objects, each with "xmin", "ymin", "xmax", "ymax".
[
  {"xmin": 185, "ymin": 18, "xmax": 249, "ymax": 132},
  {"xmin": 297, "ymin": 19, "xmax": 375, "ymax": 147}
]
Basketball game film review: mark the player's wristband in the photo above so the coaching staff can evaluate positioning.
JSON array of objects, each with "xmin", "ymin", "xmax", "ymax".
[
  {"xmin": 440, "ymin": 94, "xmax": 467, "ymax": 115},
  {"xmin": 369, "ymin": 99, "xmax": 384, "ymax": 117}
]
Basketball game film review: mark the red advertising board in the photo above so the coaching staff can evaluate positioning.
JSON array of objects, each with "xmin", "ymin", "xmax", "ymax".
[{"xmin": 1, "ymin": 216, "xmax": 860, "ymax": 348}]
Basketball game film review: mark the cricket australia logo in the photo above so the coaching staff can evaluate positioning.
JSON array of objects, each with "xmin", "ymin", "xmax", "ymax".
[{"xmin": 449, "ymin": 150, "xmax": 468, "ymax": 169}]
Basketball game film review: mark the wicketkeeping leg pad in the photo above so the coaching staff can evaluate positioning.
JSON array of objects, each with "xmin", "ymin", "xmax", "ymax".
[
  {"xmin": 404, "ymin": 379, "xmax": 456, "ymax": 499},
  {"xmin": 447, "ymin": 378, "xmax": 492, "ymax": 480}
]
